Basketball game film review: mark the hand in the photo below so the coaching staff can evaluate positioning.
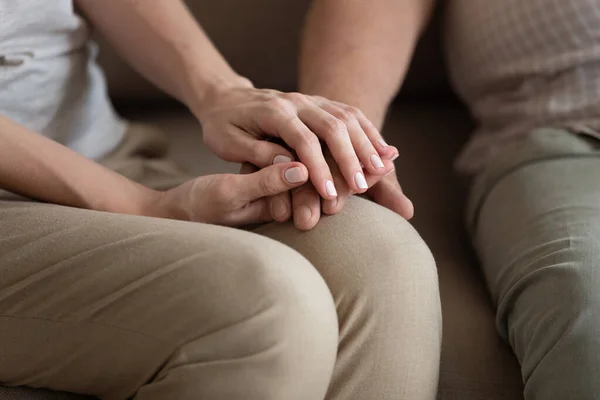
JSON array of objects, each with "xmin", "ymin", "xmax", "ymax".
[
  {"xmin": 253, "ymin": 147, "xmax": 396, "ymax": 230},
  {"xmin": 262, "ymin": 146, "xmax": 412, "ymax": 230},
  {"xmin": 158, "ymin": 161, "xmax": 308, "ymax": 227},
  {"xmin": 367, "ymin": 171, "xmax": 414, "ymax": 220},
  {"xmin": 290, "ymin": 149, "xmax": 398, "ymax": 230},
  {"xmin": 195, "ymin": 85, "xmax": 397, "ymax": 201}
]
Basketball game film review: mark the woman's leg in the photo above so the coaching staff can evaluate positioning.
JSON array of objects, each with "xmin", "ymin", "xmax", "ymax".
[
  {"xmin": 255, "ymin": 196, "xmax": 442, "ymax": 400},
  {"xmin": 468, "ymin": 129, "xmax": 600, "ymax": 399},
  {"xmin": 0, "ymin": 200, "xmax": 338, "ymax": 400}
]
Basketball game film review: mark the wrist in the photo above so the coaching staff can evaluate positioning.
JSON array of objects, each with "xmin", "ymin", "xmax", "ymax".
[
  {"xmin": 183, "ymin": 68, "xmax": 253, "ymax": 119},
  {"xmin": 103, "ymin": 183, "xmax": 171, "ymax": 219},
  {"xmin": 300, "ymin": 82, "xmax": 390, "ymax": 130},
  {"xmin": 144, "ymin": 184, "xmax": 194, "ymax": 222}
]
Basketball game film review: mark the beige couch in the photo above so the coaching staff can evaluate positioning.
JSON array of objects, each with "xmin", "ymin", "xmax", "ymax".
[{"xmin": 1, "ymin": 1, "xmax": 525, "ymax": 399}]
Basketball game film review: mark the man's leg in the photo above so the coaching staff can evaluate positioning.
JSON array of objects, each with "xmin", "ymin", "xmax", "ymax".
[
  {"xmin": 256, "ymin": 196, "xmax": 442, "ymax": 400},
  {"xmin": 469, "ymin": 130, "xmax": 600, "ymax": 399},
  {"xmin": 0, "ymin": 200, "xmax": 338, "ymax": 399}
]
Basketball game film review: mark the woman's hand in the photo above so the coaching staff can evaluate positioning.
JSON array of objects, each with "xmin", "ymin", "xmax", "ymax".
[
  {"xmin": 195, "ymin": 86, "xmax": 398, "ymax": 201},
  {"xmin": 159, "ymin": 161, "xmax": 308, "ymax": 227},
  {"xmin": 240, "ymin": 147, "xmax": 405, "ymax": 231}
]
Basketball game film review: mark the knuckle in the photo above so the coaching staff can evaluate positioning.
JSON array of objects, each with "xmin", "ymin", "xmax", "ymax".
[
  {"xmin": 335, "ymin": 110, "xmax": 357, "ymax": 125},
  {"xmin": 213, "ymin": 175, "xmax": 237, "ymax": 202},
  {"xmin": 322, "ymin": 117, "xmax": 347, "ymax": 137},
  {"xmin": 249, "ymin": 140, "xmax": 268, "ymax": 164},
  {"xmin": 345, "ymin": 105, "xmax": 364, "ymax": 117},
  {"xmin": 297, "ymin": 130, "xmax": 321, "ymax": 149},
  {"xmin": 284, "ymin": 92, "xmax": 307, "ymax": 104},
  {"xmin": 265, "ymin": 97, "xmax": 291, "ymax": 112},
  {"xmin": 259, "ymin": 174, "xmax": 280, "ymax": 195}
]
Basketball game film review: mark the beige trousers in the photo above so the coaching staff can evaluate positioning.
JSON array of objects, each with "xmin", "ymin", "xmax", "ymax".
[
  {"xmin": 468, "ymin": 129, "xmax": 600, "ymax": 400},
  {"xmin": 0, "ymin": 124, "xmax": 441, "ymax": 400}
]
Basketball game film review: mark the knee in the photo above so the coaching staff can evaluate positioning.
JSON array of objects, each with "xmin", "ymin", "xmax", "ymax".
[
  {"xmin": 503, "ymin": 241, "xmax": 600, "ymax": 380},
  {"xmin": 174, "ymin": 231, "xmax": 339, "ymax": 391},
  {"xmin": 325, "ymin": 197, "xmax": 439, "ymax": 311}
]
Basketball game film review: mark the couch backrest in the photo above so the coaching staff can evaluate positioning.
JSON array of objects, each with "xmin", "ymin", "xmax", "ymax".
[{"xmin": 98, "ymin": 0, "xmax": 450, "ymax": 101}]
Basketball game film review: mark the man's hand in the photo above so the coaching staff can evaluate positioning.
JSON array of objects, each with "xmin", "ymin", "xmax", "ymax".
[
  {"xmin": 255, "ymin": 146, "xmax": 401, "ymax": 231},
  {"xmin": 367, "ymin": 172, "xmax": 414, "ymax": 220}
]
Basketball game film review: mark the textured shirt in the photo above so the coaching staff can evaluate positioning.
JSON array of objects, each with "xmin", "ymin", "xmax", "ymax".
[
  {"xmin": 0, "ymin": 0, "xmax": 125, "ymax": 160},
  {"xmin": 445, "ymin": 0, "xmax": 600, "ymax": 174}
]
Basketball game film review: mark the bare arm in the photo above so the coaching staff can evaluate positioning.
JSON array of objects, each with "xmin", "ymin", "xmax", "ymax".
[
  {"xmin": 300, "ymin": 0, "xmax": 436, "ymax": 129},
  {"xmin": 75, "ymin": 0, "xmax": 397, "ymax": 199},
  {"xmin": 74, "ymin": 0, "xmax": 251, "ymax": 115},
  {"xmin": 0, "ymin": 115, "xmax": 158, "ymax": 215}
]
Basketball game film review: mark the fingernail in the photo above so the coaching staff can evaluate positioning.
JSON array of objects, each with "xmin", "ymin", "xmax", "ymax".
[
  {"xmin": 297, "ymin": 206, "xmax": 312, "ymax": 222},
  {"xmin": 378, "ymin": 138, "xmax": 389, "ymax": 147},
  {"xmin": 273, "ymin": 155, "xmax": 292, "ymax": 164},
  {"xmin": 391, "ymin": 153, "xmax": 399, "ymax": 161},
  {"xmin": 272, "ymin": 199, "xmax": 288, "ymax": 219},
  {"xmin": 285, "ymin": 167, "xmax": 305, "ymax": 183},
  {"xmin": 355, "ymin": 172, "xmax": 368, "ymax": 190},
  {"xmin": 325, "ymin": 180, "xmax": 338, "ymax": 197},
  {"xmin": 385, "ymin": 167, "xmax": 396, "ymax": 176},
  {"xmin": 298, "ymin": 206, "xmax": 312, "ymax": 221},
  {"xmin": 370, "ymin": 154, "xmax": 384, "ymax": 169}
]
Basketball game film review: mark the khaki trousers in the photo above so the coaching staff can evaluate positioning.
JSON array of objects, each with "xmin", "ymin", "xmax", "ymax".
[
  {"xmin": 0, "ymin": 124, "xmax": 441, "ymax": 400},
  {"xmin": 468, "ymin": 129, "xmax": 600, "ymax": 400}
]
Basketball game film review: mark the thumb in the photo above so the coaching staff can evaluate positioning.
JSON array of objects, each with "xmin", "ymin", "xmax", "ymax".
[{"xmin": 238, "ymin": 162, "xmax": 309, "ymax": 201}]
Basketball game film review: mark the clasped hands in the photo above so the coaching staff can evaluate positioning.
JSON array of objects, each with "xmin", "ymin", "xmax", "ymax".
[{"xmin": 163, "ymin": 83, "xmax": 413, "ymax": 229}]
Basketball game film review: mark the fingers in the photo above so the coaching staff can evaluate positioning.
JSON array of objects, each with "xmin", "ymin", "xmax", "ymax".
[
  {"xmin": 236, "ymin": 162, "xmax": 309, "ymax": 202},
  {"xmin": 298, "ymin": 106, "xmax": 368, "ymax": 194},
  {"xmin": 269, "ymin": 192, "xmax": 293, "ymax": 222},
  {"xmin": 228, "ymin": 198, "xmax": 274, "ymax": 226},
  {"xmin": 263, "ymin": 111, "xmax": 338, "ymax": 200},
  {"xmin": 368, "ymin": 173, "xmax": 415, "ymax": 220},
  {"xmin": 227, "ymin": 127, "xmax": 296, "ymax": 167},
  {"xmin": 318, "ymin": 102, "xmax": 387, "ymax": 177},
  {"xmin": 330, "ymin": 100, "xmax": 398, "ymax": 160},
  {"xmin": 322, "ymin": 153, "xmax": 395, "ymax": 215},
  {"xmin": 321, "ymin": 154, "xmax": 351, "ymax": 216},
  {"xmin": 292, "ymin": 184, "xmax": 322, "ymax": 231}
]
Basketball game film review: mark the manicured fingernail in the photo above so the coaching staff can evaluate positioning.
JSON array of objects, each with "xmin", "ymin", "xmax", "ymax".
[
  {"xmin": 370, "ymin": 154, "xmax": 384, "ymax": 169},
  {"xmin": 298, "ymin": 206, "xmax": 312, "ymax": 222},
  {"xmin": 385, "ymin": 167, "xmax": 396, "ymax": 176},
  {"xmin": 273, "ymin": 155, "xmax": 292, "ymax": 164},
  {"xmin": 285, "ymin": 167, "xmax": 305, "ymax": 183},
  {"xmin": 355, "ymin": 172, "xmax": 368, "ymax": 190},
  {"xmin": 378, "ymin": 138, "xmax": 389, "ymax": 147},
  {"xmin": 325, "ymin": 180, "xmax": 338, "ymax": 197},
  {"xmin": 272, "ymin": 199, "xmax": 288, "ymax": 219},
  {"xmin": 391, "ymin": 153, "xmax": 399, "ymax": 161}
]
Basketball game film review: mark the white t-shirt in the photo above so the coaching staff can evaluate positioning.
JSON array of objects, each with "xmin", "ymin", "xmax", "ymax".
[
  {"xmin": 445, "ymin": 0, "xmax": 600, "ymax": 174},
  {"xmin": 0, "ymin": 0, "xmax": 125, "ymax": 160}
]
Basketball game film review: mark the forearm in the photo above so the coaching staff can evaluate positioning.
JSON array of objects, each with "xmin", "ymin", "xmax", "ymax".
[
  {"xmin": 0, "ymin": 115, "xmax": 158, "ymax": 215},
  {"xmin": 300, "ymin": 0, "xmax": 435, "ymax": 129},
  {"xmin": 75, "ymin": 0, "xmax": 251, "ymax": 115}
]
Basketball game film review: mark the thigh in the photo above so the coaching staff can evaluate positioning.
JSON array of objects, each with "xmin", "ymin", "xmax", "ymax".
[
  {"xmin": 0, "ymin": 200, "xmax": 329, "ymax": 399},
  {"xmin": 470, "ymin": 133, "xmax": 600, "ymax": 398},
  {"xmin": 255, "ymin": 196, "xmax": 442, "ymax": 400},
  {"xmin": 473, "ymin": 156, "xmax": 600, "ymax": 330}
]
